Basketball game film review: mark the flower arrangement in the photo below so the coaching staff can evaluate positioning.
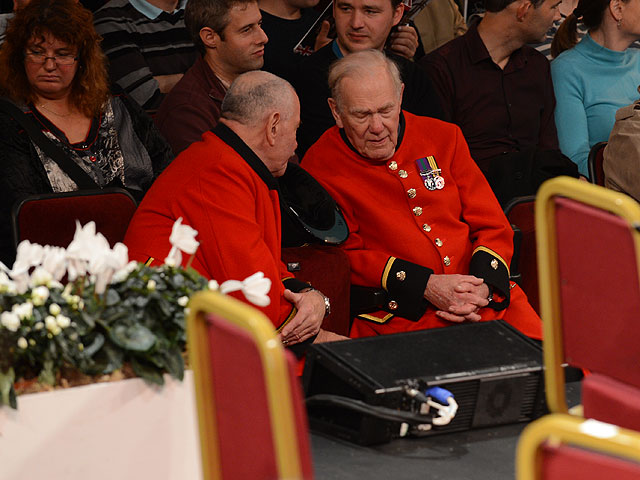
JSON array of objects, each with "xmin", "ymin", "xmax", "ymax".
[{"xmin": 0, "ymin": 219, "xmax": 270, "ymax": 409}]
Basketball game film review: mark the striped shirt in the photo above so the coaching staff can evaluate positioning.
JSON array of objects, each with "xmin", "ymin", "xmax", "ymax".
[{"xmin": 93, "ymin": 0, "xmax": 196, "ymax": 110}]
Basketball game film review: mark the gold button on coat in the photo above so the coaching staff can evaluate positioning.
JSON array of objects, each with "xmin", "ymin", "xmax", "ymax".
[
  {"xmin": 444, "ymin": 256, "xmax": 451, "ymax": 266},
  {"xmin": 396, "ymin": 271, "xmax": 406, "ymax": 281},
  {"xmin": 413, "ymin": 206, "xmax": 423, "ymax": 216},
  {"xmin": 422, "ymin": 224, "xmax": 431, "ymax": 232},
  {"xmin": 435, "ymin": 238, "xmax": 443, "ymax": 247},
  {"xmin": 388, "ymin": 300, "xmax": 398, "ymax": 310},
  {"xmin": 407, "ymin": 188, "xmax": 417, "ymax": 199},
  {"xmin": 399, "ymin": 170, "xmax": 408, "ymax": 178},
  {"xmin": 388, "ymin": 161, "xmax": 398, "ymax": 171}
]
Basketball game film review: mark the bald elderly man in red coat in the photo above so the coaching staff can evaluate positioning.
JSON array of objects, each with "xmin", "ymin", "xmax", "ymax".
[{"xmin": 302, "ymin": 49, "xmax": 541, "ymax": 340}]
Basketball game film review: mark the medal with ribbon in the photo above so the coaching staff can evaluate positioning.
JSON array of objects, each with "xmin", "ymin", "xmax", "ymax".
[{"xmin": 416, "ymin": 156, "xmax": 445, "ymax": 191}]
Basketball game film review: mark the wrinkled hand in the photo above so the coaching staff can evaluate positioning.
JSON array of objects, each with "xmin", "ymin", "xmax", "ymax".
[
  {"xmin": 280, "ymin": 289, "xmax": 325, "ymax": 345},
  {"xmin": 314, "ymin": 20, "xmax": 333, "ymax": 51},
  {"xmin": 424, "ymin": 274, "xmax": 490, "ymax": 323},
  {"xmin": 388, "ymin": 24, "xmax": 419, "ymax": 60}
]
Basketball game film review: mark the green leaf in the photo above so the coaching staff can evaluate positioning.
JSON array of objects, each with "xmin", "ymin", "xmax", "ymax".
[
  {"xmin": 104, "ymin": 289, "xmax": 120, "ymax": 307},
  {"xmin": 110, "ymin": 324, "xmax": 156, "ymax": 352},
  {"xmin": 0, "ymin": 368, "xmax": 15, "ymax": 408},
  {"xmin": 131, "ymin": 358, "xmax": 164, "ymax": 385},
  {"xmin": 162, "ymin": 349, "xmax": 184, "ymax": 380},
  {"xmin": 90, "ymin": 343, "xmax": 124, "ymax": 374},
  {"xmin": 83, "ymin": 333, "xmax": 105, "ymax": 358}
]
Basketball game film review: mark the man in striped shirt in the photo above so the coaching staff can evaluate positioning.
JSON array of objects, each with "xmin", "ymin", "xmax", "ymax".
[{"xmin": 94, "ymin": 0, "xmax": 197, "ymax": 111}]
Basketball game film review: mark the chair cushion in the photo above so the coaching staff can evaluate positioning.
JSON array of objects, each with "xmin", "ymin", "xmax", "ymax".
[
  {"xmin": 583, "ymin": 373, "xmax": 640, "ymax": 432},
  {"xmin": 541, "ymin": 442, "xmax": 640, "ymax": 479}
]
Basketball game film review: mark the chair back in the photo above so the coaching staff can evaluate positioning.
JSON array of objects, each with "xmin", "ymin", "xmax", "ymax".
[
  {"xmin": 516, "ymin": 414, "xmax": 640, "ymax": 480},
  {"xmin": 187, "ymin": 290, "xmax": 313, "ymax": 480},
  {"xmin": 536, "ymin": 177, "xmax": 640, "ymax": 420},
  {"xmin": 12, "ymin": 188, "xmax": 137, "ymax": 248},
  {"xmin": 588, "ymin": 141, "xmax": 607, "ymax": 186},
  {"xmin": 504, "ymin": 195, "xmax": 538, "ymax": 313}
]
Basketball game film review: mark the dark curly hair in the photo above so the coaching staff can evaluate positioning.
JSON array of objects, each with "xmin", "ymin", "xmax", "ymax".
[{"xmin": 0, "ymin": 0, "xmax": 110, "ymax": 117}]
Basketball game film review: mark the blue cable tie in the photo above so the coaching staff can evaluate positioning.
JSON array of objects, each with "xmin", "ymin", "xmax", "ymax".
[{"xmin": 425, "ymin": 386, "xmax": 454, "ymax": 405}]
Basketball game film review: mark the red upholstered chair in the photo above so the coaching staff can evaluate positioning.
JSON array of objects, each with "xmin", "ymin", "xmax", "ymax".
[
  {"xmin": 282, "ymin": 245, "xmax": 351, "ymax": 336},
  {"xmin": 536, "ymin": 177, "xmax": 640, "ymax": 430},
  {"xmin": 11, "ymin": 188, "xmax": 137, "ymax": 248},
  {"xmin": 504, "ymin": 195, "xmax": 539, "ymax": 313},
  {"xmin": 516, "ymin": 414, "xmax": 640, "ymax": 480},
  {"xmin": 187, "ymin": 290, "xmax": 314, "ymax": 480},
  {"xmin": 587, "ymin": 141, "xmax": 607, "ymax": 186}
]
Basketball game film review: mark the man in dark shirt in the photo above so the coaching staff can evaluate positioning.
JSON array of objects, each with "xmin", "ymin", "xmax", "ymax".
[
  {"xmin": 294, "ymin": 0, "xmax": 440, "ymax": 157},
  {"xmin": 154, "ymin": 0, "xmax": 268, "ymax": 155},
  {"xmin": 421, "ymin": 0, "xmax": 577, "ymax": 204}
]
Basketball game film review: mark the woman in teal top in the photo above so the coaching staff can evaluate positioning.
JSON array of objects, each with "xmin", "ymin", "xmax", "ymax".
[{"xmin": 551, "ymin": 0, "xmax": 640, "ymax": 177}]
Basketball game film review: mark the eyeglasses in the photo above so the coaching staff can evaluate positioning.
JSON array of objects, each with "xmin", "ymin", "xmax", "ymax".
[{"xmin": 24, "ymin": 51, "xmax": 78, "ymax": 66}]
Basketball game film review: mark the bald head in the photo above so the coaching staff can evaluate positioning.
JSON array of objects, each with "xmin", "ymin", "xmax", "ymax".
[
  {"xmin": 328, "ymin": 49, "xmax": 402, "ymax": 113},
  {"xmin": 221, "ymin": 70, "xmax": 297, "ymax": 127}
]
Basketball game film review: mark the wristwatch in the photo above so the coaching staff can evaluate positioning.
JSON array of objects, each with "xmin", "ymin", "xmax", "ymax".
[{"xmin": 303, "ymin": 286, "xmax": 331, "ymax": 318}]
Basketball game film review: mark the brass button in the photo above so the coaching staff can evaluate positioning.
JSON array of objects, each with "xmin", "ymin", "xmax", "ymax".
[
  {"xmin": 422, "ymin": 224, "xmax": 431, "ymax": 232},
  {"xmin": 413, "ymin": 206, "xmax": 423, "ymax": 216},
  {"xmin": 388, "ymin": 300, "xmax": 398, "ymax": 310},
  {"xmin": 491, "ymin": 259, "xmax": 499, "ymax": 270},
  {"xmin": 398, "ymin": 170, "xmax": 408, "ymax": 178},
  {"xmin": 407, "ymin": 188, "xmax": 417, "ymax": 199},
  {"xmin": 435, "ymin": 238, "xmax": 443, "ymax": 247},
  {"xmin": 444, "ymin": 256, "xmax": 451, "ymax": 266},
  {"xmin": 396, "ymin": 271, "xmax": 406, "ymax": 281},
  {"xmin": 388, "ymin": 161, "xmax": 398, "ymax": 171}
]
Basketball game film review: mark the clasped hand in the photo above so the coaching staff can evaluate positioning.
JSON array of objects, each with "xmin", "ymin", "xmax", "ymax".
[
  {"xmin": 424, "ymin": 274, "xmax": 490, "ymax": 323},
  {"xmin": 279, "ymin": 288, "xmax": 325, "ymax": 345}
]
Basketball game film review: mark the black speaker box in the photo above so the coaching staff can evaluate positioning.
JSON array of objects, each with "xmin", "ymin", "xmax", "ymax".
[{"xmin": 302, "ymin": 321, "xmax": 546, "ymax": 445}]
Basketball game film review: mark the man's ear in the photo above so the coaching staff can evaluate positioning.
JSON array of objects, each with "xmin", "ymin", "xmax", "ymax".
[
  {"xmin": 327, "ymin": 98, "xmax": 344, "ymax": 128},
  {"xmin": 515, "ymin": 0, "xmax": 532, "ymax": 21},
  {"xmin": 200, "ymin": 27, "xmax": 220, "ymax": 49},
  {"xmin": 391, "ymin": 3, "xmax": 404, "ymax": 27},
  {"xmin": 265, "ymin": 111, "xmax": 280, "ymax": 146}
]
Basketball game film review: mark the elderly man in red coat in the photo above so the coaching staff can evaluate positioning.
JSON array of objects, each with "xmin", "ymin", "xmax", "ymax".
[
  {"xmin": 125, "ymin": 70, "xmax": 337, "ymax": 350},
  {"xmin": 302, "ymin": 49, "xmax": 541, "ymax": 340}
]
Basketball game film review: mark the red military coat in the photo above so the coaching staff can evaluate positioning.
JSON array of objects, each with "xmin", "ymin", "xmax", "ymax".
[
  {"xmin": 124, "ymin": 124, "xmax": 306, "ymax": 330},
  {"xmin": 303, "ymin": 112, "xmax": 541, "ymax": 339}
]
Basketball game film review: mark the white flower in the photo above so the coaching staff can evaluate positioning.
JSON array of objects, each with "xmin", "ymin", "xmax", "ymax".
[
  {"xmin": 17, "ymin": 337, "xmax": 28, "ymax": 349},
  {"xmin": 66, "ymin": 221, "xmax": 98, "ymax": 281},
  {"xmin": 112, "ymin": 260, "xmax": 136, "ymax": 284},
  {"xmin": 147, "ymin": 279, "xmax": 156, "ymax": 291},
  {"xmin": 208, "ymin": 279, "xmax": 219, "ymax": 290},
  {"xmin": 220, "ymin": 271, "xmax": 271, "ymax": 307},
  {"xmin": 34, "ymin": 322, "xmax": 44, "ymax": 331},
  {"xmin": 0, "ymin": 270, "xmax": 16, "ymax": 294},
  {"xmin": 165, "ymin": 217, "xmax": 199, "ymax": 266},
  {"xmin": 41, "ymin": 245, "xmax": 68, "ymax": 281},
  {"xmin": 177, "ymin": 296, "xmax": 189, "ymax": 307},
  {"xmin": 56, "ymin": 315, "xmax": 71, "ymax": 329},
  {"xmin": 31, "ymin": 286, "xmax": 50, "ymax": 306},
  {"xmin": 1, "ymin": 311, "xmax": 20, "ymax": 332},
  {"xmin": 44, "ymin": 315, "xmax": 57, "ymax": 332},
  {"xmin": 49, "ymin": 303, "xmax": 61, "ymax": 316},
  {"xmin": 12, "ymin": 302, "xmax": 33, "ymax": 320},
  {"xmin": 13, "ymin": 240, "xmax": 44, "ymax": 272},
  {"xmin": 30, "ymin": 266, "xmax": 53, "ymax": 287}
]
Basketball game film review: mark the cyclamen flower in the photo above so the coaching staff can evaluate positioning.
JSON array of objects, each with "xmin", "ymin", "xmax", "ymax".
[
  {"xmin": 41, "ymin": 245, "xmax": 68, "ymax": 281},
  {"xmin": 165, "ymin": 217, "xmax": 199, "ymax": 267},
  {"xmin": 220, "ymin": 271, "xmax": 271, "ymax": 307},
  {"xmin": 66, "ymin": 221, "xmax": 98, "ymax": 281},
  {"xmin": 1, "ymin": 311, "xmax": 20, "ymax": 332},
  {"xmin": 12, "ymin": 302, "xmax": 34, "ymax": 320}
]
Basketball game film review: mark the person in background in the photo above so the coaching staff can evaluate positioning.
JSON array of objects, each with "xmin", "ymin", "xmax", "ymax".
[
  {"xmin": 413, "ymin": 0, "xmax": 467, "ymax": 55},
  {"xmin": 294, "ymin": 0, "xmax": 442, "ymax": 158},
  {"xmin": 93, "ymin": 0, "xmax": 197, "ymax": 111},
  {"xmin": 0, "ymin": 0, "xmax": 32, "ymax": 45},
  {"xmin": 154, "ymin": 0, "xmax": 268, "ymax": 155},
  {"xmin": 0, "ymin": 0, "xmax": 173, "ymax": 266},
  {"xmin": 303, "ymin": 50, "xmax": 541, "ymax": 340},
  {"xmin": 551, "ymin": 0, "xmax": 640, "ymax": 177},
  {"xmin": 125, "ymin": 71, "xmax": 346, "ymax": 351},
  {"xmin": 422, "ymin": 0, "xmax": 577, "ymax": 205}
]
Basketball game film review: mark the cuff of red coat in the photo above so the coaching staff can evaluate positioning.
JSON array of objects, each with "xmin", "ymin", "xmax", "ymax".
[
  {"xmin": 380, "ymin": 256, "xmax": 432, "ymax": 321},
  {"xmin": 469, "ymin": 247, "xmax": 510, "ymax": 311}
]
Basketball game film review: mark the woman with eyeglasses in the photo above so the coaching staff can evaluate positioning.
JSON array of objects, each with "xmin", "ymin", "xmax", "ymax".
[{"xmin": 0, "ymin": 0, "xmax": 173, "ymax": 266}]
